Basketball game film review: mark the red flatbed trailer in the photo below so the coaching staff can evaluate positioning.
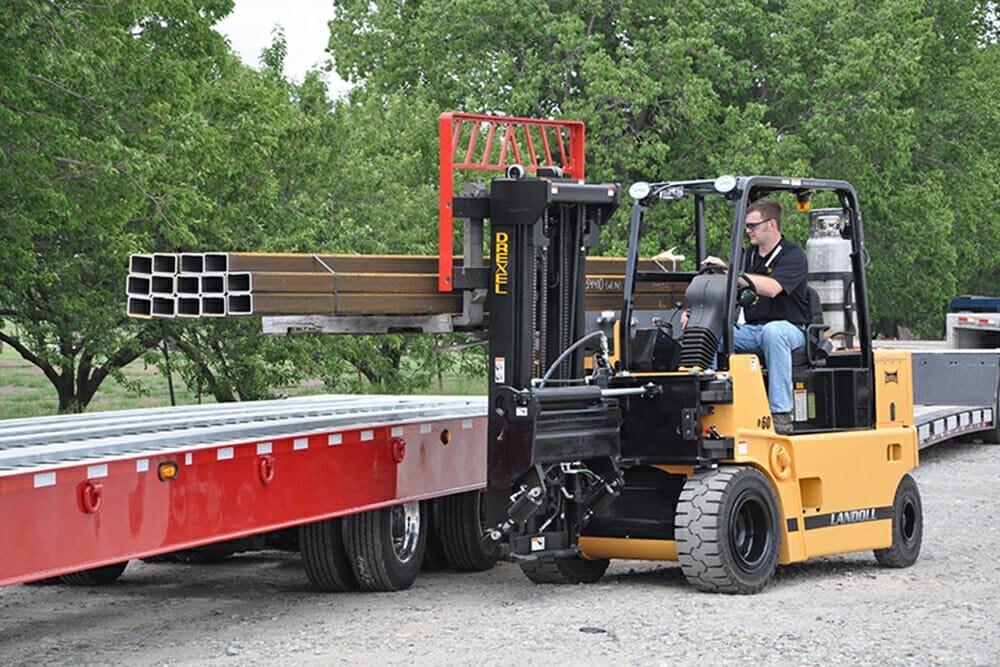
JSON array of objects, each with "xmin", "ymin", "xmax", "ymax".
[{"xmin": 0, "ymin": 395, "xmax": 487, "ymax": 587}]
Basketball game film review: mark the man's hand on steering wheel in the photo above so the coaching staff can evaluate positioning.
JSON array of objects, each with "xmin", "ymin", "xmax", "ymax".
[{"xmin": 698, "ymin": 256, "xmax": 728, "ymax": 274}]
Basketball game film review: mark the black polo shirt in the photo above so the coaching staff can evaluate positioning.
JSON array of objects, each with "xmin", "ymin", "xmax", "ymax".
[{"xmin": 741, "ymin": 239, "xmax": 810, "ymax": 326}]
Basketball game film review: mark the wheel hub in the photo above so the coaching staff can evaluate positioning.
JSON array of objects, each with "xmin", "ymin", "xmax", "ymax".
[
  {"xmin": 728, "ymin": 490, "xmax": 772, "ymax": 572},
  {"xmin": 390, "ymin": 501, "xmax": 421, "ymax": 564}
]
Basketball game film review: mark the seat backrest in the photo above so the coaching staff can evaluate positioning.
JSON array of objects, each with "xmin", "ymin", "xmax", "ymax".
[{"xmin": 806, "ymin": 285, "xmax": 825, "ymax": 325}]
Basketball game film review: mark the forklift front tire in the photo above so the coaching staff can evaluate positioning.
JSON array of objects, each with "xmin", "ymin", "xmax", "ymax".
[
  {"xmin": 519, "ymin": 555, "xmax": 610, "ymax": 585},
  {"xmin": 676, "ymin": 467, "xmax": 781, "ymax": 594}
]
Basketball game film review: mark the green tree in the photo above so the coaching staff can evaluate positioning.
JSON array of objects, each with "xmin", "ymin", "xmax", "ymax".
[
  {"xmin": 328, "ymin": 0, "xmax": 1000, "ymax": 336},
  {"xmin": 0, "ymin": 0, "xmax": 235, "ymax": 412}
]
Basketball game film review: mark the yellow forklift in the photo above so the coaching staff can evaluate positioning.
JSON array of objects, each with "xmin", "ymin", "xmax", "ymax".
[{"xmin": 477, "ymin": 173, "xmax": 921, "ymax": 593}]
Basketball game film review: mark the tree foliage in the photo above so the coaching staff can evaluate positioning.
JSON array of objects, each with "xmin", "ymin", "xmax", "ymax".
[
  {"xmin": 0, "ymin": 0, "xmax": 236, "ymax": 411},
  {"xmin": 329, "ymin": 0, "xmax": 1000, "ymax": 335},
  {"xmin": 2, "ymin": 0, "xmax": 997, "ymax": 416}
]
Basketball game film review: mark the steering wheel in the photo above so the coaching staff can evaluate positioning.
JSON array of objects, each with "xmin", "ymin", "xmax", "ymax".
[
  {"xmin": 697, "ymin": 262, "xmax": 727, "ymax": 276},
  {"xmin": 737, "ymin": 273, "xmax": 758, "ymax": 307}
]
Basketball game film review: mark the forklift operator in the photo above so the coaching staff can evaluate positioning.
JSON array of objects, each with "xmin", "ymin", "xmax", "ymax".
[{"xmin": 701, "ymin": 198, "xmax": 810, "ymax": 434}]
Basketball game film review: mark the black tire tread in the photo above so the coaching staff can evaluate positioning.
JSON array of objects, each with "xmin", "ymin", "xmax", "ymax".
[
  {"xmin": 435, "ymin": 492, "xmax": 497, "ymax": 572},
  {"xmin": 299, "ymin": 518, "xmax": 358, "ymax": 592},
  {"xmin": 520, "ymin": 556, "xmax": 609, "ymax": 584},
  {"xmin": 59, "ymin": 561, "xmax": 128, "ymax": 586},
  {"xmin": 343, "ymin": 504, "xmax": 425, "ymax": 592},
  {"xmin": 675, "ymin": 467, "xmax": 780, "ymax": 595},
  {"xmin": 874, "ymin": 473, "xmax": 923, "ymax": 568}
]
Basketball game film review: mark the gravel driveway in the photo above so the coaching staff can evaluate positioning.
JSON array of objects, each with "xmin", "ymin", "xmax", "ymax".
[{"xmin": 1, "ymin": 441, "xmax": 997, "ymax": 666}]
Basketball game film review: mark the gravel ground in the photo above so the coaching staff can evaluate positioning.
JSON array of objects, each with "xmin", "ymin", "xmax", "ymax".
[{"xmin": 1, "ymin": 441, "xmax": 997, "ymax": 666}]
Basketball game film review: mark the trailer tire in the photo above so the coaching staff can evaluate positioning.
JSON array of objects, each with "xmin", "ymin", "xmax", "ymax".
[
  {"xmin": 59, "ymin": 561, "xmax": 128, "ymax": 586},
  {"xmin": 676, "ymin": 467, "xmax": 781, "ymax": 594},
  {"xmin": 175, "ymin": 546, "xmax": 236, "ymax": 564},
  {"xmin": 519, "ymin": 555, "xmax": 609, "ymax": 584},
  {"xmin": 343, "ymin": 501, "xmax": 427, "ymax": 592},
  {"xmin": 299, "ymin": 517, "xmax": 359, "ymax": 592},
  {"xmin": 140, "ymin": 554, "xmax": 178, "ymax": 563},
  {"xmin": 435, "ymin": 491, "xmax": 497, "ymax": 572},
  {"xmin": 421, "ymin": 502, "xmax": 449, "ymax": 571},
  {"xmin": 874, "ymin": 473, "xmax": 922, "ymax": 568}
]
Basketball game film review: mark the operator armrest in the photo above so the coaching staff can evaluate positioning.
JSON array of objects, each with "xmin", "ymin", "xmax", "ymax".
[{"xmin": 806, "ymin": 323, "xmax": 832, "ymax": 366}]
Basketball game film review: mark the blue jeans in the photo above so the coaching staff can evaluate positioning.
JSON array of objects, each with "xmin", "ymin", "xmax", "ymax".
[{"xmin": 732, "ymin": 321, "xmax": 805, "ymax": 415}]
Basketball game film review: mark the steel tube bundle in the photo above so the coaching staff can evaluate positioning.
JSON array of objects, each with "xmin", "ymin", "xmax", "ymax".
[{"xmin": 125, "ymin": 252, "xmax": 683, "ymax": 319}]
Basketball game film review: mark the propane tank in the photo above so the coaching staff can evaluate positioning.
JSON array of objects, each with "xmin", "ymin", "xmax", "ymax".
[{"xmin": 806, "ymin": 209, "xmax": 857, "ymax": 348}]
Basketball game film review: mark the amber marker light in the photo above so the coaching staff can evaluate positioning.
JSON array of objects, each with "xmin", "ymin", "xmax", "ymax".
[{"xmin": 158, "ymin": 461, "xmax": 179, "ymax": 481}]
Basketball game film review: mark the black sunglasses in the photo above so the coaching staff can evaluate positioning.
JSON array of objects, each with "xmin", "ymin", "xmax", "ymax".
[{"xmin": 745, "ymin": 218, "xmax": 771, "ymax": 230}]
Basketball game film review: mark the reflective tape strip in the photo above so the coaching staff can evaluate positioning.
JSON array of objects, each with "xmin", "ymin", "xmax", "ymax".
[
  {"xmin": 87, "ymin": 464, "xmax": 108, "ymax": 479},
  {"xmin": 34, "ymin": 472, "xmax": 56, "ymax": 488},
  {"xmin": 136, "ymin": 459, "xmax": 150, "ymax": 473},
  {"xmin": 257, "ymin": 442, "xmax": 273, "ymax": 455},
  {"xmin": 293, "ymin": 437, "xmax": 309, "ymax": 451},
  {"xmin": 918, "ymin": 424, "xmax": 930, "ymax": 442},
  {"xmin": 328, "ymin": 434, "xmax": 342, "ymax": 446},
  {"xmin": 217, "ymin": 447, "xmax": 234, "ymax": 461},
  {"xmin": 185, "ymin": 453, "xmax": 193, "ymax": 466},
  {"xmin": 361, "ymin": 430, "xmax": 374, "ymax": 442},
  {"xmin": 391, "ymin": 427, "xmax": 404, "ymax": 437},
  {"xmin": 420, "ymin": 424, "xmax": 432, "ymax": 434},
  {"xmin": 462, "ymin": 419, "xmax": 473, "ymax": 430}
]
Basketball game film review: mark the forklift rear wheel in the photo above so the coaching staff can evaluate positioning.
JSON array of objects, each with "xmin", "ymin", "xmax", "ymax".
[
  {"xmin": 59, "ymin": 561, "xmax": 128, "ymax": 586},
  {"xmin": 676, "ymin": 467, "xmax": 781, "ymax": 594},
  {"xmin": 434, "ymin": 490, "xmax": 497, "ymax": 572},
  {"xmin": 874, "ymin": 473, "xmax": 922, "ymax": 568},
  {"xmin": 519, "ymin": 555, "xmax": 610, "ymax": 584},
  {"xmin": 343, "ymin": 501, "xmax": 427, "ymax": 591},
  {"xmin": 299, "ymin": 517, "xmax": 359, "ymax": 592}
]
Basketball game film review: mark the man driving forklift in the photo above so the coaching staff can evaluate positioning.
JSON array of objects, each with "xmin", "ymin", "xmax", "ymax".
[{"xmin": 700, "ymin": 198, "xmax": 811, "ymax": 434}]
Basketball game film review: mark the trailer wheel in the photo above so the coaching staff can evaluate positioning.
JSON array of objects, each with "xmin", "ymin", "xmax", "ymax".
[
  {"xmin": 435, "ymin": 491, "xmax": 497, "ymax": 572},
  {"xmin": 519, "ymin": 555, "xmax": 609, "ymax": 584},
  {"xmin": 676, "ymin": 467, "xmax": 781, "ymax": 594},
  {"xmin": 299, "ymin": 517, "xmax": 359, "ymax": 592},
  {"xmin": 343, "ymin": 501, "xmax": 427, "ymax": 591},
  {"xmin": 59, "ymin": 561, "xmax": 128, "ymax": 586},
  {"xmin": 874, "ymin": 473, "xmax": 922, "ymax": 568},
  {"xmin": 420, "ymin": 501, "xmax": 449, "ymax": 571}
]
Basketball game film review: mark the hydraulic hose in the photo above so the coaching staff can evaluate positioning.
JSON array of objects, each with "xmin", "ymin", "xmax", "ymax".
[{"xmin": 537, "ymin": 330, "xmax": 607, "ymax": 389}]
